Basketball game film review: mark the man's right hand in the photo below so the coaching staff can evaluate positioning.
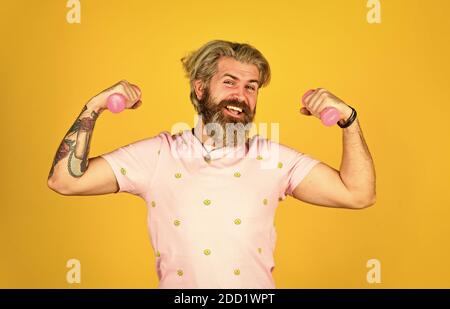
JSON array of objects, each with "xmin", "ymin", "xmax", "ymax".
[
  {"xmin": 48, "ymin": 80, "xmax": 143, "ymax": 195},
  {"xmin": 88, "ymin": 80, "xmax": 143, "ymax": 113}
]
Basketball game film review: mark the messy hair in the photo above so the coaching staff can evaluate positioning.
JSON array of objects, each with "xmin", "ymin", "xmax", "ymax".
[{"xmin": 181, "ymin": 40, "xmax": 271, "ymax": 113}]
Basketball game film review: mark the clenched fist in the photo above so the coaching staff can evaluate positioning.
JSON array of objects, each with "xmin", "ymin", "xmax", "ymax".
[
  {"xmin": 88, "ymin": 80, "xmax": 142, "ymax": 113},
  {"xmin": 300, "ymin": 88, "xmax": 352, "ymax": 123}
]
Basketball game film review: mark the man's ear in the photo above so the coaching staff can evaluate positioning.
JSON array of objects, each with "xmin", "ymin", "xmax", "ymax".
[{"xmin": 193, "ymin": 79, "xmax": 204, "ymax": 100}]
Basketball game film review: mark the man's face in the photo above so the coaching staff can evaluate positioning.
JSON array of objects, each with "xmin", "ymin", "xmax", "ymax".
[{"xmin": 197, "ymin": 57, "xmax": 260, "ymax": 131}]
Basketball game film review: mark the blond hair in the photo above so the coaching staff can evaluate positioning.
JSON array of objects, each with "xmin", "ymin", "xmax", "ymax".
[{"xmin": 181, "ymin": 40, "xmax": 271, "ymax": 113}]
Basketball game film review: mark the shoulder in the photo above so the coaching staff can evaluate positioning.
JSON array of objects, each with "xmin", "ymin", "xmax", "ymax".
[
  {"xmin": 112, "ymin": 132, "xmax": 168, "ymax": 157},
  {"xmin": 249, "ymin": 134, "xmax": 306, "ymax": 159}
]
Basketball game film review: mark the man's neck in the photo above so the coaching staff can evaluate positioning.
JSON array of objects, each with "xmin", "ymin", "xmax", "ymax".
[
  {"xmin": 193, "ymin": 121, "xmax": 215, "ymax": 147},
  {"xmin": 193, "ymin": 120, "xmax": 249, "ymax": 149}
]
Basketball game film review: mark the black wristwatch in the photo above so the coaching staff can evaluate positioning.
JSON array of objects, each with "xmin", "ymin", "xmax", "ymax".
[{"xmin": 337, "ymin": 106, "xmax": 357, "ymax": 128}]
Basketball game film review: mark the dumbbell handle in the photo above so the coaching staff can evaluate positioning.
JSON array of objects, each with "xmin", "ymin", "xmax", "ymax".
[{"xmin": 302, "ymin": 90, "xmax": 340, "ymax": 126}]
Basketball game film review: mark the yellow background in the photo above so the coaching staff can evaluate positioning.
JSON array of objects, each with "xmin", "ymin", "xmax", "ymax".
[{"xmin": 1, "ymin": 0, "xmax": 449, "ymax": 288}]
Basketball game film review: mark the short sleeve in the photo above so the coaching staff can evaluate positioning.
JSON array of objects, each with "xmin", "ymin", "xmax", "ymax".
[
  {"xmin": 101, "ymin": 134, "xmax": 162, "ymax": 196},
  {"xmin": 278, "ymin": 144, "xmax": 321, "ymax": 197}
]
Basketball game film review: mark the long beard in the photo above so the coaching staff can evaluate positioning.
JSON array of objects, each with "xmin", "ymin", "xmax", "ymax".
[{"xmin": 198, "ymin": 88, "xmax": 256, "ymax": 147}]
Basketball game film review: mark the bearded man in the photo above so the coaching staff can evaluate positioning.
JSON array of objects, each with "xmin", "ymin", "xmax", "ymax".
[{"xmin": 48, "ymin": 40, "xmax": 376, "ymax": 289}]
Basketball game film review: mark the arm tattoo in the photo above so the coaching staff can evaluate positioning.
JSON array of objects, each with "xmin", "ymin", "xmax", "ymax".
[{"xmin": 48, "ymin": 105, "xmax": 100, "ymax": 179}]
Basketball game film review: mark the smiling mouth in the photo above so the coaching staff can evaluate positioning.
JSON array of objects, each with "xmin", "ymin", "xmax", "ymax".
[{"xmin": 223, "ymin": 105, "xmax": 244, "ymax": 118}]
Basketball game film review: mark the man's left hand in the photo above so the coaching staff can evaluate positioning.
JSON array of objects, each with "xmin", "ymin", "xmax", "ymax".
[{"xmin": 300, "ymin": 88, "xmax": 352, "ymax": 123}]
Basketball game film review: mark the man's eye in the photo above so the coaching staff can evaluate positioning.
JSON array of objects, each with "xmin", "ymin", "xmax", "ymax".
[
  {"xmin": 246, "ymin": 85, "xmax": 256, "ymax": 91},
  {"xmin": 224, "ymin": 80, "xmax": 234, "ymax": 85}
]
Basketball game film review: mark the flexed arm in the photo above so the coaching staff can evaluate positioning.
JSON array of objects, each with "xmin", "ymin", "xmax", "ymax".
[{"xmin": 47, "ymin": 80, "xmax": 142, "ymax": 195}]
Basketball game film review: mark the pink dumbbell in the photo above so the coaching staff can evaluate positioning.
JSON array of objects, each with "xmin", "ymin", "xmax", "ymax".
[
  {"xmin": 107, "ymin": 85, "xmax": 141, "ymax": 113},
  {"xmin": 302, "ymin": 89, "xmax": 341, "ymax": 126}
]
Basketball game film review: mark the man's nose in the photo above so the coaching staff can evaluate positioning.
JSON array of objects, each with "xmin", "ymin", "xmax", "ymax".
[{"xmin": 229, "ymin": 88, "xmax": 246, "ymax": 104}]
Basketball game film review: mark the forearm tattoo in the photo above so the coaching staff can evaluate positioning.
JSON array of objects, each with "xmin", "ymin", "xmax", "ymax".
[{"xmin": 48, "ymin": 105, "xmax": 99, "ymax": 179}]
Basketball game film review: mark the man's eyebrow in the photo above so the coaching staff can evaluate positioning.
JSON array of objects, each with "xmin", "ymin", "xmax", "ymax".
[{"xmin": 222, "ymin": 73, "xmax": 259, "ymax": 85}]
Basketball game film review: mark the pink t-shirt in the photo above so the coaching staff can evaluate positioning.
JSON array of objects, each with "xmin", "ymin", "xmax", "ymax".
[{"xmin": 101, "ymin": 129, "xmax": 320, "ymax": 288}]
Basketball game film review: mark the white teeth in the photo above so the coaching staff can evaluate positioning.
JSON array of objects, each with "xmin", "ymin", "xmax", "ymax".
[{"xmin": 226, "ymin": 105, "xmax": 243, "ymax": 113}]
